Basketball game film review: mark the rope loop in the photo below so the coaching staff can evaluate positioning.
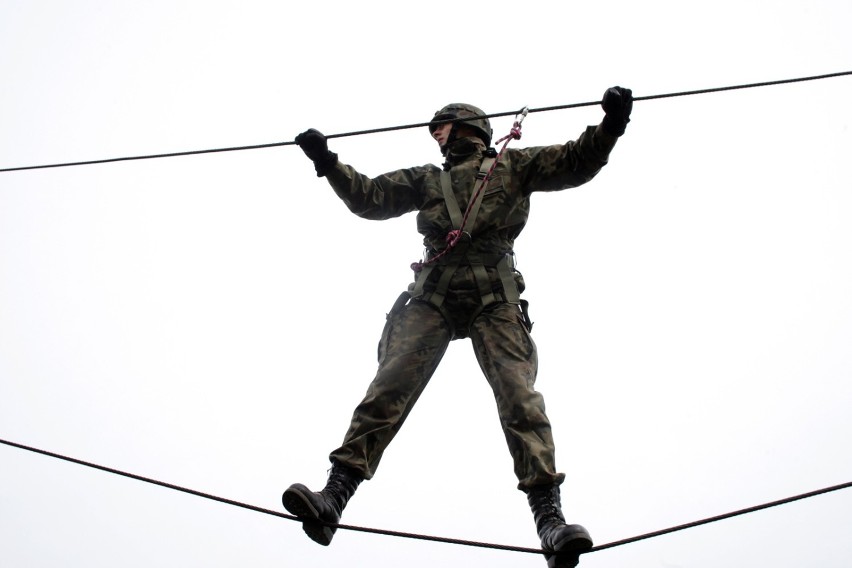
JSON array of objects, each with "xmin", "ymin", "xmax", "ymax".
[{"xmin": 495, "ymin": 107, "xmax": 528, "ymax": 146}]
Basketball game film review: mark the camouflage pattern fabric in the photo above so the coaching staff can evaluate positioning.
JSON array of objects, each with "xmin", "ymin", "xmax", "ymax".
[
  {"xmin": 323, "ymin": 123, "xmax": 618, "ymax": 491},
  {"xmin": 329, "ymin": 296, "xmax": 566, "ymax": 490},
  {"xmin": 325, "ymin": 124, "xmax": 616, "ymax": 256}
]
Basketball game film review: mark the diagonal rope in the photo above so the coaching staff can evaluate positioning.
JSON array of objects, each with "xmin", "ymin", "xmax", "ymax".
[
  {"xmin": 1, "ymin": 70, "xmax": 850, "ymax": 173},
  {"xmin": 588, "ymin": 480, "xmax": 852, "ymax": 552},
  {"xmin": 2, "ymin": 437, "xmax": 851, "ymax": 556},
  {"xmin": 0, "ymin": 437, "xmax": 298, "ymax": 520},
  {"xmin": 0, "ymin": 437, "xmax": 540, "ymax": 554}
]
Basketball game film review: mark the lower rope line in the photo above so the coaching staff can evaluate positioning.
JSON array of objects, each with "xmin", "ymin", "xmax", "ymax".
[
  {"xmin": 589, "ymin": 480, "xmax": 852, "ymax": 552},
  {"xmin": 0, "ymin": 437, "xmax": 540, "ymax": 554},
  {"xmin": 331, "ymin": 521, "xmax": 542, "ymax": 554},
  {"xmin": 0, "ymin": 437, "xmax": 298, "ymax": 521},
  {"xmin": 2, "ymin": 437, "xmax": 850, "ymax": 556}
]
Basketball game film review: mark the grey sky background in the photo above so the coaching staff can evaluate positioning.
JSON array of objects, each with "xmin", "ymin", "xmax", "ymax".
[{"xmin": 2, "ymin": 1, "xmax": 851, "ymax": 567}]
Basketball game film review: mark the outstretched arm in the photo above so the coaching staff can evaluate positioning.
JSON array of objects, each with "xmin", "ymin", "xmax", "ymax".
[
  {"xmin": 294, "ymin": 128, "xmax": 427, "ymax": 220},
  {"xmin": 515, "ymin": 86, "xmax": 633, "ymax": 193}
]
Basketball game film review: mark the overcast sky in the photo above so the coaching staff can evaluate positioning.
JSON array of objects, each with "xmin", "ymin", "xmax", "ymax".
[{"xmin": 2, "ymin": 1, "xmax": 851, "ymax": 567}]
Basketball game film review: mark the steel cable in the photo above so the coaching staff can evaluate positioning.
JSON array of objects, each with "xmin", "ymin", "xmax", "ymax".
[
  {"xmin": 1, "ymin": 70, "xmax": 850, "ymax": 173},
  {"xmin": 2, "ymin": 437, "xmax": 850, "ymax": 557}
]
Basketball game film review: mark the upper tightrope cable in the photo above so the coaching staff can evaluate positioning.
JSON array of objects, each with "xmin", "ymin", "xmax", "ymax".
[
  {"xmin": 1, "ymin": 437, "xmax": 851, "ymax": 557},
  {"xmin": 1, "ymin": 70, "xmax": 850, "ymax": 174}
]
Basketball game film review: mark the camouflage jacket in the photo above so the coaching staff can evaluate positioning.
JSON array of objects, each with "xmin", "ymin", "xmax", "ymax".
[{"xmin": 324, "ymin": 123, "xmax": 618, "ymax": 256}]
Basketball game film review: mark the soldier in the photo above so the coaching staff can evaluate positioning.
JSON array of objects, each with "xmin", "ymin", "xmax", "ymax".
[{"xmin": 283, "ymin": 87, "xmax": 633, "ymax": 557}]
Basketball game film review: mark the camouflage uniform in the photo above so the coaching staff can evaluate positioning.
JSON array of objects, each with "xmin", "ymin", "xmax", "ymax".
[{"xmin": 323, "ymin": 124, "xmax": 619, "ymax": 491}]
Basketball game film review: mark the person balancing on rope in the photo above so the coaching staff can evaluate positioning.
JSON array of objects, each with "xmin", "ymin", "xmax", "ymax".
[{"xmin": 283, "ymin": 86, "xmax": 633, "ymax": 559}]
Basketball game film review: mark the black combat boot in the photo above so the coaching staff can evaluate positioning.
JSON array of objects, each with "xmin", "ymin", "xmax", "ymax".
[
  {"xmin": 527, "ymin": 485, "xmax": 593, "ymax": 554},
  {"xmin": 282, "ymin": 462, "xmax": 363, "ymax": 546}
]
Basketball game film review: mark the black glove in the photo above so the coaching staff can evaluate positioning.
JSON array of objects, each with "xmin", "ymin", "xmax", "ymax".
[
  {"xmin": 295, "ymin": 128, "xmax": 338, "ymax": 177},
  {"xmin": 601, "ymin": 86, "xmax": 633, "ymax": 137}
]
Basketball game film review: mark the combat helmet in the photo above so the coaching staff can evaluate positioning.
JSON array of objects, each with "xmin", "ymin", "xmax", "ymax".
[{"xmin": 429, "ymin": 103, "xmax": 492, "ymax": 147}]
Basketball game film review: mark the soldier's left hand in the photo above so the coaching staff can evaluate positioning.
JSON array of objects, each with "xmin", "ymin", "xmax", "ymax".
[
  {"xmin": 601, "ymin": 86, "xmax": 633, "ymax": 137},
  {"xmin": 295, "ymin": 128, "xmax": 338, "ymax": 177}
]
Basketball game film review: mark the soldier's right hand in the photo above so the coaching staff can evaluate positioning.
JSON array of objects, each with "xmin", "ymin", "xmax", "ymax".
[{"xmin": 295, "ymin": 128, "xmax": 331, "ymax": 162}]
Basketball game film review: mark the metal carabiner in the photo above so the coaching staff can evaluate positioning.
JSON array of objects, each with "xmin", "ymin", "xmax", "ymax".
[
  {"xmin": 495, "ymin": 106, "xmax": 530, "ymax": 146},
  {"xmin": 515, "ymin": 106, "xmax": 529, "ymax": 127}
]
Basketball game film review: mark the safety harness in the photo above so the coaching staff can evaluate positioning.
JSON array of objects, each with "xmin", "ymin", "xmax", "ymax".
[{"xmin": 390, "ymin": 109, "xmax": 534, "ymax": 330}]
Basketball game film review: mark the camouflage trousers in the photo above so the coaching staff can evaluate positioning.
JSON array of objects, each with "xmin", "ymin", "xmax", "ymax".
[{"xmin": 329, "ymin": 288, "xmax": 566, "ymax": 491}]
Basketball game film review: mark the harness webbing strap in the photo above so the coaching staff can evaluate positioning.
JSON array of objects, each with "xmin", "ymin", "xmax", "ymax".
[
  {"xmin": 440, "ymin": 171, "xmax": 464, "ymax": 230},
  {"xmin": 496, "ymin": 255, "xmax": 521, "ymax": 305},
  {"xmin": 428, "ymin": 258, "xmax": 459, "ymax": 308},
  {"xmin": 410, "ymin": 156, "xmax": 525, "ymax": 321},
  {"xmin": 460, "ymin": 157, "xmax": 494, "ymax": 234},
  {"xmin": 439, "ymin": 156, "xmax": 495, "ymax": 234},
  {"xmin": 467, "ymin": 252, "xmax": 497, "ymax": 306},
  {"xmin": 415, "ymin": 157, "xmax": 497, "ymax": 307},
  {"xmin": 409, "ymin": 263, "xmax": 435, "ymax": 301}
]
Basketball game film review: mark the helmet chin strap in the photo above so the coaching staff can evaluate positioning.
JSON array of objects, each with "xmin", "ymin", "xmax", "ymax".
[{"xmin": 439, "ymin": 124, "xmax": 460, "ymax": 156}]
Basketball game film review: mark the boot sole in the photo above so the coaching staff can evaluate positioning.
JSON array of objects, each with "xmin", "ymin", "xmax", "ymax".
[
  {"xmin": 546, "ymin": 551, "xmax": 581, "ymax": 568},
  {"xmin": 552, "ymin": 534, "xmax": 593, "ymax": 552},
  {"xmin": 549, "ymin": 528, "xmax": 593, "ymax": 553},
  {"xmin": 282, "ymin": 485, "xmax": 335, "ymax": 546}
]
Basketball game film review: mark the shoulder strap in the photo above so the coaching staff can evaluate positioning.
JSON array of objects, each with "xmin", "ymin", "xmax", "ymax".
[
  {"xmin": 462, "ymin": 157, "xmax": 495, "ymax": 234},
  {"xmin": 440, "ymin": 156, "xmax": 496, "ymax": 232},
  {"xmin": 440, "ymin": 170, "xmax": 464, "ymax": 229}
]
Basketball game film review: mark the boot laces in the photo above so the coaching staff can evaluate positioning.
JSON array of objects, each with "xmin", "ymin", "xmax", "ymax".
[
  {"xmin": 535, "ymin": 487, "xmax": 565, "ymax": 523},
  {"xmin": 323, "ymin": 464, "xmax": 361, "ymax": 505}
]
